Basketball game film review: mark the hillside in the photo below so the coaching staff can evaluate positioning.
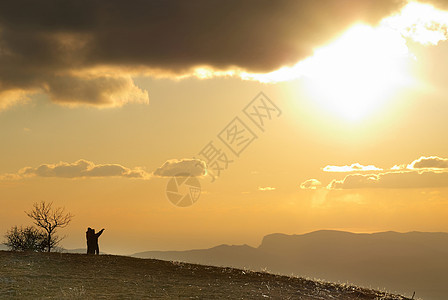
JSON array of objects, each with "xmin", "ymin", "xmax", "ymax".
[
  {"xmin": 133, "ymin": 230, "xmax": 448, "ymax": 300},
  {"xmin": 0, "ymin": 251, "xmax": 411, "ymax": 299}
]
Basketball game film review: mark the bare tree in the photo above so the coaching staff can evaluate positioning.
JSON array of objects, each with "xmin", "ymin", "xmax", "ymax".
[{"xmin": 26, "ymin": 201, "xmax": 73, "ymax": 252}]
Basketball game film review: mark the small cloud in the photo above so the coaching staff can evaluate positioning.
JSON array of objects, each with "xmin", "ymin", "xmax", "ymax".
[
  {"xmin": 300, "ymin": 179, "xmax": 322, "ymax": 190},
  {"xmin": 323, "ymin": 163, "xmax": 382, "ymax": 172},
  {"xmin": 408, "ymin": 156, "xmax": 448, "ymax": 169},
  {"xmin": 153, "ymin": 158, "xmax": 206, "ymax": 177},
  {"xmin": 258, "ymin": 186, "xmax": 276, "ymax": 191}
]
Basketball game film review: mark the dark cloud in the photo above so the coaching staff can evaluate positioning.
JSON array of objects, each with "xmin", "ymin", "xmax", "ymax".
[
  {"xmin": 0, "ymin": 0, "xmax": 407, "ymax": 108},
  {"xmin": 18, "ymin": 159, "xmax": 148, "ymax": 179},
  {"xmin": 153, "ymin": 159, "xmax": 206, "ymax": 177},
  {"xmin": 84, "ymin": 0, "xmax": 405, "ymax": 72}
]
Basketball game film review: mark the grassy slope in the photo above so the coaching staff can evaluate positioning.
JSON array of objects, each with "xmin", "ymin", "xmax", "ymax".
[{"xmin": 0, "ymin": 251, "xmax": 411, "ymax": 299}]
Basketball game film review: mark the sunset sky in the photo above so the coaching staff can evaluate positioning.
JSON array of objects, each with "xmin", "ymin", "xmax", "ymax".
[{"xmin": 1, "ymin": 0, "xmax": 448, "ymax": 255}]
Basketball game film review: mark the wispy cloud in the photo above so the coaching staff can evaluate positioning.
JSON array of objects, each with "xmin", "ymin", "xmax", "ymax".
[
  {"xmin": 323, "ymin": 163, "xmax": 382, "ymax": 172},
  {"xmin": 258, "ymin": 186, "xmax": 276, "ymax": 191}
]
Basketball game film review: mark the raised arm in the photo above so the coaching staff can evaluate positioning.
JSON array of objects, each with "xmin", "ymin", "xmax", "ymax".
[{"xmin": 95, "ymin": 228, "xmax": 105, "ymax": 237}]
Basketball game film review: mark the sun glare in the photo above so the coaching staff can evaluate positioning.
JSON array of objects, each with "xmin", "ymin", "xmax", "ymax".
[
  {"xmin": 239, "ymin": 2, "xmax": 448, "ymax": 121},
  {"xmin": 300, "ymin": 24, "xmax": 413, "ymax": 121},
  {"xmin": 182, "ymin": 2, "xmax": 448, "ymax": 121}
]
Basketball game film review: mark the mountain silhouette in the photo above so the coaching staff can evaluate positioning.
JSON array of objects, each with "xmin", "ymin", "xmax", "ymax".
[{"xmin": 133, "ymin": 230, "xmax": 448, "ymax": 300}]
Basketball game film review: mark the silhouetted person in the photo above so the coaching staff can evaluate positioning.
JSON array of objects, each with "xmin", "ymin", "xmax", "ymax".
[
  {"xmin": 86, "ymin": 227, "xmax": 94, "ymax": 254},
  {"xmin": 86, "ymin": 227, "xmax": 105, "ymax": 255}
]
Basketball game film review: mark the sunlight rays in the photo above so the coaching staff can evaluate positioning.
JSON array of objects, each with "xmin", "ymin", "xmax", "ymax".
[{"xmin": 186, "ymin": 1, "xmax": 448, "ymax": 121}]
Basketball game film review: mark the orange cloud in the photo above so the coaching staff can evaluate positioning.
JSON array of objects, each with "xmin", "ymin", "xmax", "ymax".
[
  {"xmin": 0, "ymin": 159, "xmax": 150, "ymax": 180},
  {"xmin": 305, "ymin": 156, "xmax": 448, "ymax": 190}
]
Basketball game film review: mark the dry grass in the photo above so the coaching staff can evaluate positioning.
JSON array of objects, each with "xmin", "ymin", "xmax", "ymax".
[{"xmin": 0, "ymin": 251, "xmax": 412, "ymax": 299}]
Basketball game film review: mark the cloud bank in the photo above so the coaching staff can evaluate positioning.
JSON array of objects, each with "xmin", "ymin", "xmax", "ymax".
[
  {"xmin": 328, "ymin": 171, "xmax": 448, "ymax": 189},
  {"xmin": 305, "ymin": 156, "xmax": 448, "ymax": 189},
  {"xmin": 0, "ymin": 159, "xmax": 149, "ymax": 180},
  {"xmin": 0, "ymin": 0, "xmax": 409, "ymax": 109},
  {"xmin": 0, "ymin": 158, "xmax": 209, "ymax": 180}
]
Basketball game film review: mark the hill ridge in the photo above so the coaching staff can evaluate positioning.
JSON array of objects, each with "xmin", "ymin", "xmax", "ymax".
[{"xmin": 0, "ymin": 250, "xmax": 412, "ymax": 299}]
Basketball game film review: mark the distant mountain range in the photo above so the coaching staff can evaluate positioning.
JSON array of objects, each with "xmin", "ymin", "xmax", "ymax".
[{"xmin": 132, "ymin": 230, "xmax": 448, "ymax": 300}]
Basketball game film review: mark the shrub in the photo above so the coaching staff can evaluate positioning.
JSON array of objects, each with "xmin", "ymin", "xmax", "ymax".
[{"xmin": 4, "ymin": 225, "xmax": 48, "ymax": 252}]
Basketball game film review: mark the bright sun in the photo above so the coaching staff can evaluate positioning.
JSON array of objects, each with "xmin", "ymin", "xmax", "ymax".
[
  {"xmin": 300, "ymin": 24, "xmax": 413, "ymax": 121},
  {"xmin": 238, "ymin": 2, "xmax": 448, "ymax": 121}
]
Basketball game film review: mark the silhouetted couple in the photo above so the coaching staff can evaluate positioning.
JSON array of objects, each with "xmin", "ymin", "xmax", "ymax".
[{"xmin": 86, "ymin": 227, "xmax": 104, "ymax": 255}]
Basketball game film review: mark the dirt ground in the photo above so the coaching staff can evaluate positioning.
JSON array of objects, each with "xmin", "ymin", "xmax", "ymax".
[{"xmin": 0, "ymin": 251, "xmax": 412, "ymax": 299}]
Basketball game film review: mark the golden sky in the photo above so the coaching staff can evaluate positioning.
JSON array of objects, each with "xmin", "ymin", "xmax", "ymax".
[{"xmin": 1, "ymin": 0, "xmax": 448, "ymax": 254}]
